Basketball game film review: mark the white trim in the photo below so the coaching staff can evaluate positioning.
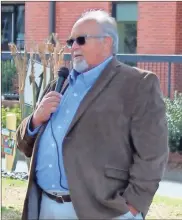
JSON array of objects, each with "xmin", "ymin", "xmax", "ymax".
[
  {"xmin": 2, "ymin": 51, "xmax": 25, "ymax": 53},
  {"xmin": 2, "ymin": 51, "xmax": 12, "ymax": 53}
]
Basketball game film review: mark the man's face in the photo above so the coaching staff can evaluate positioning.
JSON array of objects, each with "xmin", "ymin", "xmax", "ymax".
[{"xmin": 68, "ymin": 19, "xmax": 111, "ymax": 73}]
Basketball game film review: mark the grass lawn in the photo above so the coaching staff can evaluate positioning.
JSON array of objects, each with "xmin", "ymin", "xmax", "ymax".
[
  {"xmin": 2, "ymin": 177, "xmax": 182, "ymax": 219},
  {"xmin": 2, "ymin": 177, "xmax": 28, "ymax": 220}
]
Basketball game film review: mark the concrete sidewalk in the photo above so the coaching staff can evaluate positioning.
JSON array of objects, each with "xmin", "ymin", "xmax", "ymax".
[{"xmin": 158, "ymin": 180, "xmax": 182, "ymax": 199}]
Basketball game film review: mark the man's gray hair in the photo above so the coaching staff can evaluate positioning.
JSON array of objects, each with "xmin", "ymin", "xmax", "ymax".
[{"xmin": 78, "ymin": 10, "xmax": 119, "ymax": 55}]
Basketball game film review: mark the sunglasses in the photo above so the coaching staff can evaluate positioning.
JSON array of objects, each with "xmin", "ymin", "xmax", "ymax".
[{"xmin": 66, "ymin": 35, "xmax": 107, "ymax": 48}]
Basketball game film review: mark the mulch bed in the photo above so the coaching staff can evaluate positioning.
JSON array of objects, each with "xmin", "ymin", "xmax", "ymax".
[
  {"xmin": 168, "ymin": 152, "xmax": 182, "ymax": 169},
  {"xmin": 169, "ymin": 152, "xmax": 182, "ymax": 163}
]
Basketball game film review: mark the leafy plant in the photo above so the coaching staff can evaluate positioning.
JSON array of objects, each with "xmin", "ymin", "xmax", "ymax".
[
  {"xmin": 2, "ymin": 60, "xmax": 17, "ymax": 94},
  {"xmin": 164, "ymin": 92, "xmax": 182, "ymax": 153}
]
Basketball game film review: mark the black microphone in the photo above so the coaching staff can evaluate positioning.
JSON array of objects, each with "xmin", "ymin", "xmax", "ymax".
[{"xmin": 55, "ymin": 67, "xmax": 69, "ymax": 93}]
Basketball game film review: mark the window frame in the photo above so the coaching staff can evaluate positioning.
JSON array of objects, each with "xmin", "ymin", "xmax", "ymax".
[
  {"xmin": 112, "ymin": 2, "xmax": 138, "ymax": 54},
  {"xmin": 1, "ymin": 3, "xmax": 25, "ymax": 52}
]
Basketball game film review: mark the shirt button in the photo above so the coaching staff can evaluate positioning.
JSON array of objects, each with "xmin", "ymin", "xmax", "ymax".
[
  {"xmin": 66, "ymin": 109, "xmax": 70, "ymax": 114},
  {"xmin": 52, "ymin": 184, "xmax": 55, "ymax": 188},
  {"xmin": 49, "ymin": 164, "xmax": 52, "ymax": 168},
  {"xmin": 51, "ymin": 143, "xmax": 55, "ymax": 148},
  {"xmin": 73, "ymin": 93, "xmax": 78, "ymax": 97},
  {"xmin": 57, "ymin": 125, "xmax": 62, "ymax": 129}
]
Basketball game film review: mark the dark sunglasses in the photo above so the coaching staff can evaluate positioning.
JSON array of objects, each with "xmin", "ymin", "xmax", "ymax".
[{"xmin": 66, "ymin": 35, "xmax": 107, "ymax": 48}]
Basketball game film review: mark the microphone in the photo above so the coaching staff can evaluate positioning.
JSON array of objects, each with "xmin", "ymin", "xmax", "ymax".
[{"xmin": 55, "ymin": 67, "xmax": 69, "ymax": 93}]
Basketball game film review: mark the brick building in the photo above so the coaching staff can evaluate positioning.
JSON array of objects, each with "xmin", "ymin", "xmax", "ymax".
[{"xmin": 1, "ymin": 1, "xmax": 182, "ymax": 95}]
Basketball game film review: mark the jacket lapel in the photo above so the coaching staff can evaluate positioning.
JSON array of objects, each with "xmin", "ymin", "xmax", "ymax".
[{"xmin": 65, "ymin": 57, "xmax": 121, "ymax": 136}]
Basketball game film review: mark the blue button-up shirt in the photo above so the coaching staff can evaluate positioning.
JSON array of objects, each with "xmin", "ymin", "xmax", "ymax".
[{"xmin": 28, "ymin": 56, "xmax": 112, "ymax": 192}]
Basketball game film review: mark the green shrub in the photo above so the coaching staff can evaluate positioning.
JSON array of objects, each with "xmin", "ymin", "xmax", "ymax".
[
  {"xmin": 164, "ymin": 92, "xmax": 182, "ymax": 153},
  {"xmin": 2, "ymin": 60, "xmax": 17, "ymax": 94}
]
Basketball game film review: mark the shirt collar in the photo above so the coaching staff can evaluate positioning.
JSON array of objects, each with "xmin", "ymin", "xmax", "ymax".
[{"xmin": 69, "ymin": 56, "xmax": 113, "ymax": 87}]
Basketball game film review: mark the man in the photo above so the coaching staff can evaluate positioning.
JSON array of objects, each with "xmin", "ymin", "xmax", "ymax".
[{"xmin": 16, "ymin": 10, "xmax": 169, "ymax": 220}]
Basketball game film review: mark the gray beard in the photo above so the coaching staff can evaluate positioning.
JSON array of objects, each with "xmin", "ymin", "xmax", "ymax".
[{"xmin": 73, "ymin": 59, "xmax": 89, "ymax": 73}]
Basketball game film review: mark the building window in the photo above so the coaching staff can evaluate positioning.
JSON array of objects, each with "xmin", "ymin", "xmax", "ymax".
[
  {"xmin": 1, "ymin": 4, "xmax": 25, "ymax": 51},
  {"xmin": 115, "ymin": 2, "xmax": 138, "ymax": 54}
]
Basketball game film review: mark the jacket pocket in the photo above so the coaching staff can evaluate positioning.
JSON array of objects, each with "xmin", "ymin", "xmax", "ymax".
[{"xmin": 104, "ymin": 165, "xmax": 129, "ymax": 181}]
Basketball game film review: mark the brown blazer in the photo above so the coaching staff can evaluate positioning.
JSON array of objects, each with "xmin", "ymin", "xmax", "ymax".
[{"xmin": 16, "ymin": 57, "xmax": 169, "ymax": 220}]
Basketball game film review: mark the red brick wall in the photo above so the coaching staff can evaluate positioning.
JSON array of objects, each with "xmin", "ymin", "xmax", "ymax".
[
  {"xmin": 25, "ymin": 2, "xmax": 49, "ymax": 48},
  {"xmin": 137, "ymin": 2, "xmax": 182, "ymax": 96},
  {"xmin": 137, "ymin": 2, "xmax": 177, "ymax": 54},
  {"xmin": 55, "ymin": 2, "xmax": 111, "ymax": 46}
]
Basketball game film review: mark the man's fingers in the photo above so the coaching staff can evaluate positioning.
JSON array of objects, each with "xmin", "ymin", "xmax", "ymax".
[
  {"xmin": 46, "ymin": 102, "xmax": 60, "ymax": 108},
  {"xmin": 45, "ymin": 91, "xmax": 62, "ymax": 98},
  {"xmin": 35, "ymin": 91, "xmax": 62, "ymax": 124},
  {"xmin": 38, "ymin": 103, "xmax": 59, "ymax": 113},
  {"xmin": 50, "ymin": 107, "xmax": 58, "ymax": 113},
  {"xmin": 44, "ymin": 96, "xmax": 61, "ymax": 104}
]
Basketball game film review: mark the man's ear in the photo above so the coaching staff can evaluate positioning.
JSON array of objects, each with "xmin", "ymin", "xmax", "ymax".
[{"xmin": 104, "ymin": 37, "xmax": 113, "ymax": 51}]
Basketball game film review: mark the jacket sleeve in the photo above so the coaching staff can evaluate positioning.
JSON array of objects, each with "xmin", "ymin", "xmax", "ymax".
[
  {"xmin": 122, "ymin": 72, "xmax": 169, "ymax": 214},
  {"xmin": 16, "ymin": 81, "xmax": 56, "ymax": 158}
]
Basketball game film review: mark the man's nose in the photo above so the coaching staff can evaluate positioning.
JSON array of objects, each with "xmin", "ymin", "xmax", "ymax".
[{"xmin": 71, "ymin": 40, "xmax": 80, "ymax": 50}]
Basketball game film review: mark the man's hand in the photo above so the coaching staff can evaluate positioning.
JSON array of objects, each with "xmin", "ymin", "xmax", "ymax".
[
  {"xmin": 127, "ymin": 204, "xmax": 139, "ymax": 216},
  {"xmin": 32, "ymin": 91, "xmax": 62, "ymax": 129}
]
